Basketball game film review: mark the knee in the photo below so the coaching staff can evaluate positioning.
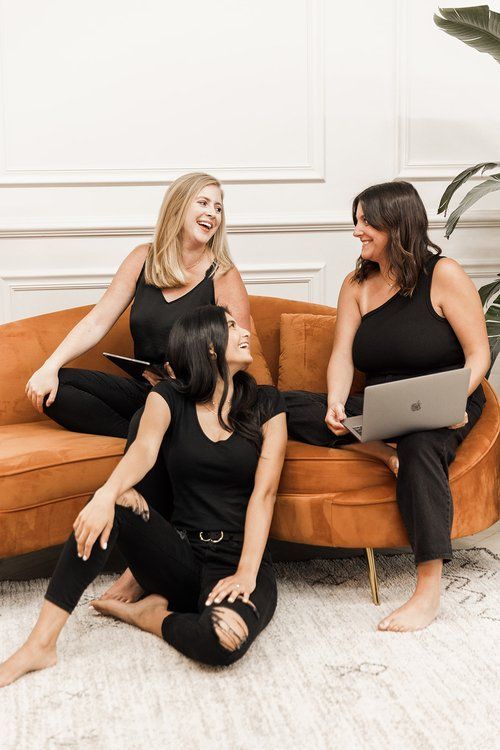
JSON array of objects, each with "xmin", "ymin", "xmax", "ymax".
[
  {"xmin": 116, "ymin": 488, "xmax": 150, "ymax": 521},
  {"xmin": 210, "ymin": 606, "xmax": 250, "ymax": 666},
  {"xmin": 397, "ymin": 432, "xmax": 442, "ymax": 464}
]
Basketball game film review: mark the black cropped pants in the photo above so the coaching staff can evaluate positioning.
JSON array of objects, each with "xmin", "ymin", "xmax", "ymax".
[
  {"xmin": 44, "ymin": 367, "xmax": 172, "ymax": 517},
  {"xmin": 44, "ymin": 367, "xmax": 150, "ymax": 439},
  {"xmin": 45, "ymin": 504, "xmax": 277, "ymax": 667},
  {"xmin": 283, "ymin": 386, "xmax": 486, "ymax": 564}
]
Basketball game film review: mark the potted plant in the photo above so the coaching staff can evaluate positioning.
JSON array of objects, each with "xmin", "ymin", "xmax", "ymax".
[{"xmin": 434, "ymin": 5, "xmax": 500, "ymax": 375}]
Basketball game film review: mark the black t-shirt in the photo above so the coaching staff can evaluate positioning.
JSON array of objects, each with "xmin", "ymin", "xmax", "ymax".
[{"xmin": 152, "ymin": 381, "xmax": 285, "ymax": 532}]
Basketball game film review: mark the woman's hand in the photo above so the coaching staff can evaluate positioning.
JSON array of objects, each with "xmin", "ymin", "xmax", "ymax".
[
  {"xmin": 448, "ymin": 411, "xmax": 468, "ymax": 430},
  {"xmin": 142, "ymin": 362, "xmax": 176, "ymax": 387},
  {"xmin": 25, "ymin": 364, "xmax": 59, "ymax": 413},
  {"xmin": 205, "ymin": 569, "xmax": 257, "ymax": 606},
  {"xmin": 73, "ymin": 490, "xmax": 116, "ymax": 561},
  {"xmin": 325, "ymin": 401, "xmax": 349, "ymax": 435}
]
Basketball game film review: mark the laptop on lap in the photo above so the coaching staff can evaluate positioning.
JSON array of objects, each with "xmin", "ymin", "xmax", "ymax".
[{"xmin": 343, "ymin": 368, "xmax": 471, "ymax": 443}]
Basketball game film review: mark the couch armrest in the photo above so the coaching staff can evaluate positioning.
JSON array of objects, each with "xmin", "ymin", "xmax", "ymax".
[{"xmin": 0, "ymin": 305, "xmax": 133, "ymax": 426}]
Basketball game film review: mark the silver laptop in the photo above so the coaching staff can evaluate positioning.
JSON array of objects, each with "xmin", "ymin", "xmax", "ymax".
[{"xmin": 343, "ymin": 368, "xmax": 471, "ymax": 443}]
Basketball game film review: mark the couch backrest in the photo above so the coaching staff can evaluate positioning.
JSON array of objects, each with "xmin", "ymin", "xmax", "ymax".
[
  {"xmin": 0, "ymin": 295, "xmax": 338, "ymax": 426},
  {"xmin": 249, "ymin": 295, "xmax": 338, "ymax": 384}
]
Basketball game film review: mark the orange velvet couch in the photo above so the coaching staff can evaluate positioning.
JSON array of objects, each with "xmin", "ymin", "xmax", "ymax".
[{"xmin": 1, "ymin": 296, "xmax": 499, "ymax": 603}]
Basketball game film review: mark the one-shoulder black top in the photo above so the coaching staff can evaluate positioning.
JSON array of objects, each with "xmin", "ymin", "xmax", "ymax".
[
  {"xmin": 129, "ymin": 260, "xmax": 217, "ymax": 365},
  {"xmin": 352, "ymin": 253, "xmax": 465, "ymax": 387}
]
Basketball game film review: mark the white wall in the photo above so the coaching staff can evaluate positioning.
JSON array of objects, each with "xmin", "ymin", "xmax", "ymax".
[{"xmin": 0, "ymin": 0, "xmax": 499, "ymax": 328}]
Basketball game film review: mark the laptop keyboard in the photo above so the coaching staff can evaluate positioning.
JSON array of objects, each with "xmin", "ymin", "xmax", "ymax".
[{"xmin": 351, "ymin": 425, "xmax": 363, "ymax": 437}]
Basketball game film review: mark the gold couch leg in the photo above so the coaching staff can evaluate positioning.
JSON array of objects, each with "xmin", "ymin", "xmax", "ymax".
[{"xmin": 365, "ymin": 548, "xmax": 380, "ymax": 605}]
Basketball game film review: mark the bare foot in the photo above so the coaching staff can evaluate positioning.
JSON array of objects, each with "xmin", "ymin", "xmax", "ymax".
[
  {"xmin": 90, "ymin": 593, "xmax": 170, "ymax": 637},
  {"xmin": 344, "ymin": 440, "xmax": 399, "ymax": 476},
  {"xmin": 100, "ymin": 568, "xmax": 144, "ymax": 603},
  {"xmin": 378, "ymin": 591, "xmax": 440, "ymax": 632},
  {"xmin": 0, "ymin": 640, "xmax": 57, "ymax": 687}
]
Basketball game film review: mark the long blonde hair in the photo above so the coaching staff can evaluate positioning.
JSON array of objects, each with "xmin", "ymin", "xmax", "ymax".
[{"xmin": 145, "ymin": 172, "xmax": 233, "ymax": 288}]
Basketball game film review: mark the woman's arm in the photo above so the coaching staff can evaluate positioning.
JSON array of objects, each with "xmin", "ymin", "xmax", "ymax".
[
  {"xmin": 205, "ymin": 411, "xmax": 287, "ymax": 605},
  {"xmin": 26, "ymin": 244, "xmax": 149, "ymax": 412},
  {"xmin": 214, "ymin": 266, "xmax": 251, "ymax": 331},
  {"xmin": 73, "ymin": 391, "xmax": 171, "ymax": 559},
  {"xmin": 325, "ymin": 272, "xmax": 362, "ymax": 434},
  {"xmin": 433, "ymin": 259, "xmax": 490, "ymax": 393}
]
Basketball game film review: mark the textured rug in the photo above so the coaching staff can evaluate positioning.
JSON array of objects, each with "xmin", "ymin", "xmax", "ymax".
[{"xmin": 0, "ymin": 548, "xmax": 498, "ymax": 750}]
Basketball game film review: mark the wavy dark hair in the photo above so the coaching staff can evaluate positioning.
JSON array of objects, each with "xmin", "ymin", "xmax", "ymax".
[
  {"xmin": 167, "ymin": 305, "xmax": 263, "ymax": 450},
  {"xmin": 352, "ymin": 181, "xmax": 442, "ymax": 296}
]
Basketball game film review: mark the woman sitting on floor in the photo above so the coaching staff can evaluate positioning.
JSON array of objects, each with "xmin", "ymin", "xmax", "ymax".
[
  {"xmin": 284, "ymin": 181, "xmax": 490, "ymax": 633},
  {"xmin": 0, "ymin": 305, "xmax": 287, "ymax": 686}
]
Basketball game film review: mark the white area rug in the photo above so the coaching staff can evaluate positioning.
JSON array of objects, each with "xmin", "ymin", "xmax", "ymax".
[{"xmin": 0, "ymin": 548, "xmax": 498, "ymax": 750}]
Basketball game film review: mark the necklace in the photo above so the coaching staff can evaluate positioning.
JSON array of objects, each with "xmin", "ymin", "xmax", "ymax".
[
  {"xmin": 202, "ymin": 399, "xmax": 231, "ymax": 415},
  {"xmin": 381, "ymin": 272, "xmax": 396, "ymax": 289},
  {"xmin": 183, "ymin": 248, "xmax": 207, "ymax": 271}
]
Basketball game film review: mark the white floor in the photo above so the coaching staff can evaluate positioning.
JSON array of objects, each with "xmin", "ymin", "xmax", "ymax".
[{"xmin": 453, "ymin": 520, "xmax": 500, "ymax": 555}]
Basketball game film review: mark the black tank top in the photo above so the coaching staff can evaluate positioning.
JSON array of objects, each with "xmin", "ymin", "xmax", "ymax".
[
  {"xmin": 152, "ymin": 381, "xmax": 285, "ymax": 532},
  {"xmin": 352, "ymin": 253, "xmax": 465, "ymax": 386},
  {"xmin": 130, "ymin": 260, "xmax": 217, "ymax": 364}
]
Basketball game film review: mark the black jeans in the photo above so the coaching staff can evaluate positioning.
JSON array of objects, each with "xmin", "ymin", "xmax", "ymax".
[
  {"xmin": 283, "ymin": 386, "xmax": 486, "ymax": 564},
  {"xmin": 45, "ymin": 505, "xmax": 277, "ymax": 667},
  {"xmin": 44, "ymin": 367, "xmax": 150, "ymax": 439}
]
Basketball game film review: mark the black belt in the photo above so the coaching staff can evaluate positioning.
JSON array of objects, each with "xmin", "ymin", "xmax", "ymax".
[{"xmin": 177, "ymin": 529, "xmax": 244, "ymax": 544}]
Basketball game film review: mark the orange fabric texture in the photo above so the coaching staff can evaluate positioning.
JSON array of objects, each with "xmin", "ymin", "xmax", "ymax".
[
  {"xmin": 246, "ymin": 318, "xmax": 273, "ymax": 385},
  {"xmin": 0, "ymin": 295, "xmax": 498, "ymax": 558},
  {"xmin": 278, "ymin": 312, "xmax": 365, "ymax": 394}
]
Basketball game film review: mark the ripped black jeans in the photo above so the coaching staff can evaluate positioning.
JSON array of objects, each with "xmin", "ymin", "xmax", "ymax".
[{"xmin": 45, "ymin": 505, "xmax": 277, "ymax": 667}]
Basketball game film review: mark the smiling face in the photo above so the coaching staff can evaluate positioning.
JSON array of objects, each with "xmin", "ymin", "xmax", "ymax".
[
  {"xmin": 223, "ymin": 313, "xmax": 252, "ymax": 372},
  {"xmin": 353, "ymin": 203, "xmax": 389, "ymax": 263},
  {"xmin": 182, "ymin": 184, "xmax": 223, "ymax": 251}
]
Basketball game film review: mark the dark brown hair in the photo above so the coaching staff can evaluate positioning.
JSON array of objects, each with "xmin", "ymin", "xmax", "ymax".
[{"xmin": 351, "ymin": 181, "xmax": 442, "ymax": 296}]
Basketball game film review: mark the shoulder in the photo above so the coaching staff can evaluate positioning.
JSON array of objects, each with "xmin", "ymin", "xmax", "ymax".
[
  {"xmin": 214, "ymin": 265, "xmax": 243, "ymax": 288},
  {"xmin": 338, "ymin": 269, "xmax": 361, "ymax": 306},
  {"xmin": 433, "ymin": 257, "xmax": 473, "ymax": 290},
  {"xmin": 119, "ymin": 243, "xmax": 150, "ymax": 281},
  {"xmin": 256, "ymin": 385, "xmax": 286, "ymax": 424},
  {"xmin": 151, "ymin": 379, "xmax": 184, "ymax": 413}
]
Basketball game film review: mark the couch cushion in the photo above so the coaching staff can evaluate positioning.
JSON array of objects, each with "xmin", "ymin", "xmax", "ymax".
[
  {"xmin": 0, "ymin": 421, "xmax": 125, "ymax": 511},
  {"xmin": 246, "ymin": 318, "xmax": 273, "ymax": 385},
  {"xmin": 278, "ymin": 313, "xmax": 365, "ymax": 394}
]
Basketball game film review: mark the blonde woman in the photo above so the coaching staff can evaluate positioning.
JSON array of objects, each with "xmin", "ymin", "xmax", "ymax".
[
  {"xmin": 26, "ymin": 172, "xmax": 249, "ymax": 434},
  {"xmin": 25, "ymin": 172, "xmax": 250, "ymax": 601}
]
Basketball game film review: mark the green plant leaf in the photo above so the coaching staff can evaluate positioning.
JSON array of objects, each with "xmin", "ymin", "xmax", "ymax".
[
  {"xmin": 445, "ymin": 175, "xmax": 500, "ymax": 237},
  {"xmin": 479, "ymin": 276, "xmax": 500, "ymax": 308},
  {"xmin": 438, "ymin": 162, "xmax": 500, "ymax": 215},
  {"xmin": 487, "ymin": 336, "xmax": 500, "ymax": 377},
  {"xmin": 434, "ymin": 6, "xmax": 500, "ymax": 64},
  {"xmin": 486, "ymin": 303, "xmax": 500, "ymax": 323}
]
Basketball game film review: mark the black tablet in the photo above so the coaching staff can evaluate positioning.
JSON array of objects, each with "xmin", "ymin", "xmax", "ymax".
[{"xmin": 103, "ymin": 353, "xmax": 166, "ymax": 380}]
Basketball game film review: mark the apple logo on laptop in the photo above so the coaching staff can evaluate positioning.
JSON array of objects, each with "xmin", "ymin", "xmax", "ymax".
[{"xmin": 411, "ymin": 400, "xmax": 422, "ymax": 412}]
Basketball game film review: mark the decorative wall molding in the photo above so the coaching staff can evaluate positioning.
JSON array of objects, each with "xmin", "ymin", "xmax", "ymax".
[
  {"xmin": 394, "ymin": 0, "xmax": 494, "ymax": 182},
  {"xmin": 0, "ymin": 1, "xmax": 325, "ymax": 186},
  {"xmin": 0, "ymin": 263, "xmax": 326, "ymax": 322},
  {"xmin": 1, "ymin": 209, "xmax": 500, "ymax": 239},
  {"xmin": 0, "ymin": 213, "xmax": 347, "ymax": 238},
  {"xmin": 458, "ymin": 259, "xmax": 499, "ymax": 279}
]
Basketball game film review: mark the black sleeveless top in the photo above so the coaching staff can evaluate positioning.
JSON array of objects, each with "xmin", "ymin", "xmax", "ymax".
[
  {"xmin": 152, "ymin": 381, "xmax": 286, "ymax": 532},
  {"xmin": 352, "ymin": 254, "xmax": 465, "ymax": 387},
  {"xmin": 129, "ymin": 260, "xmax": 217, "ymax": 365}
]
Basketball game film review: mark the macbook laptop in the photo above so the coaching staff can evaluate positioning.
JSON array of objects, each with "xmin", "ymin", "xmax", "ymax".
[{"xmin": 343, "ymin": 368, "xmax": 471, "ymax": 443}]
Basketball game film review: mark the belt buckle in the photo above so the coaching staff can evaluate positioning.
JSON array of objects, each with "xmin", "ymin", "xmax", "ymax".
[{"xmin": 199, "ymin": 531, "xmax": 224, "ymax": 543}]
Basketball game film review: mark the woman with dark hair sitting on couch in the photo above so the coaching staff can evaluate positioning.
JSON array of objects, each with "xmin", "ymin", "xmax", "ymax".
[
  {"xmin": 0, "ymin": 305, "xmax": 286, "ymax": 686},
  {"xmin": 284, "ymin": 181, "xmax": 490, "ymax": 633}
]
